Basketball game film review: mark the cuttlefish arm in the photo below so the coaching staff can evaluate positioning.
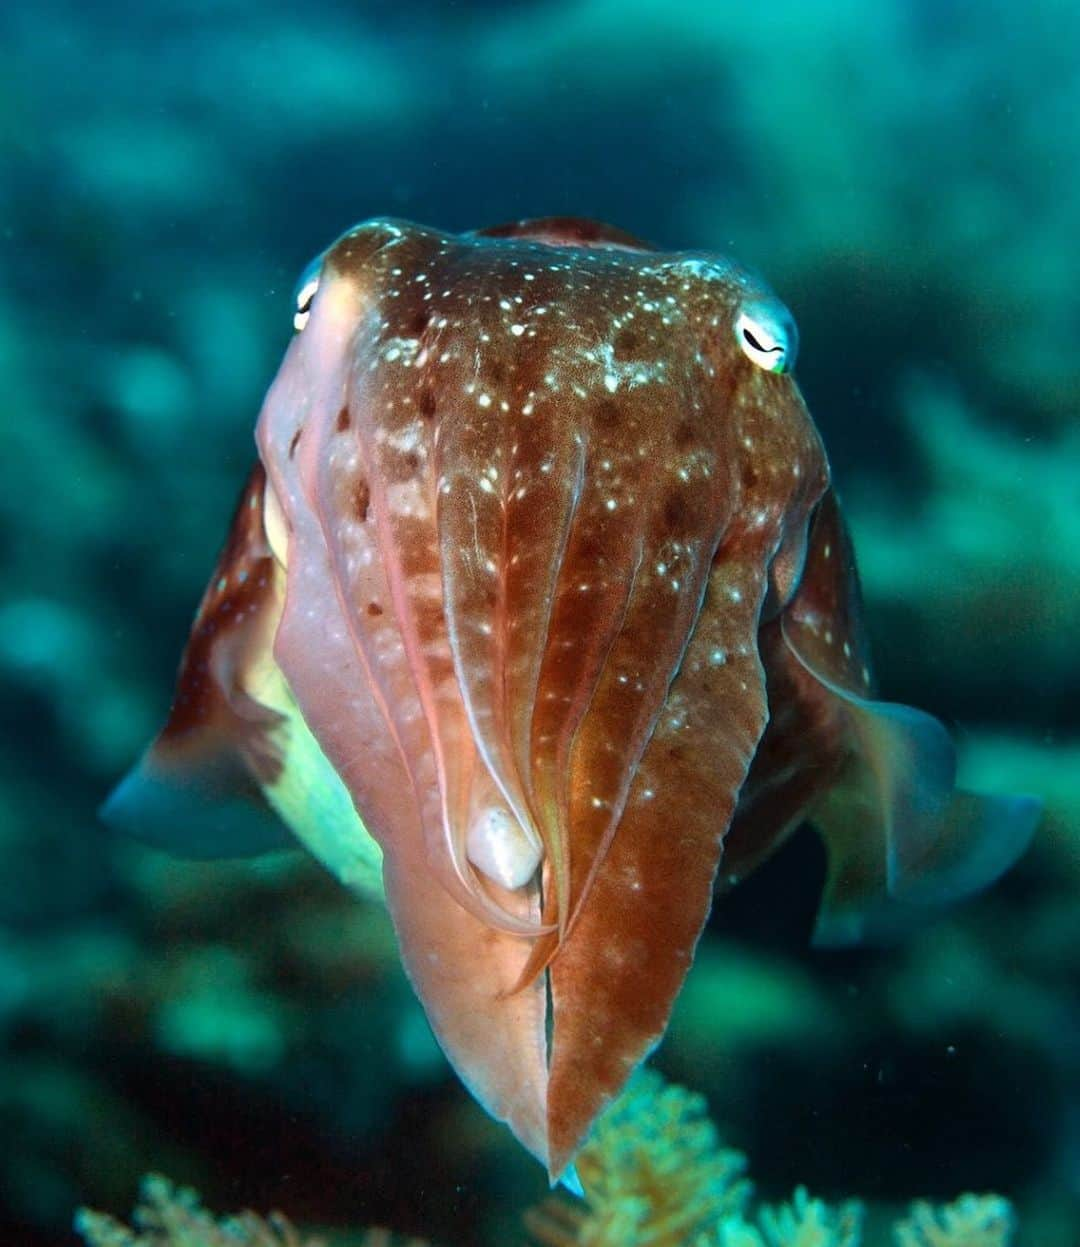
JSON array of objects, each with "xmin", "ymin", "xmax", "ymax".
[
  {"xmin": 724, "ymin": 489, "xmax": 1041, "ymax": 944},
  {"xmin": 256, "ymin": 226, "xmax": 552, "ymax": 1169},
  {"xmin": 103, "ymin": 422, "xmax": 552, "ymax": 1165}
]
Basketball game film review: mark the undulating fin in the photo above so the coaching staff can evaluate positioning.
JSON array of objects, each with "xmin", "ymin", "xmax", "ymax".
[
  {"xmin": 779, "ymin": 491, "xmax": 1039, "ymax": 945},
  {"xmin": 101, "ymin": 465, "xmax": 295, "ymax": 859},
  {"xmin": 802, "ymin": 710, "xmax": 1041, "ymax": 945},
  {"xmin": 101, "ymin": 752, "xmax": 290, "ymax": 859}
]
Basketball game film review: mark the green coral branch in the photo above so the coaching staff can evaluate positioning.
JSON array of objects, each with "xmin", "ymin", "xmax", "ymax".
[
  {"xmin": 75, "ymin": 1074, "xmax": 1016, "ymax": 1247},
  {"xmin": 894, "ymin": 1194, "xmax": 1016, "ymax": 1247},
  {"xmin": 527, "ymin": 1071, "xmax": 1016, "ymax": 1247},
  {"xmin": 74, "ymin": 1174, "xmax": 427, "ymax": 1247}
]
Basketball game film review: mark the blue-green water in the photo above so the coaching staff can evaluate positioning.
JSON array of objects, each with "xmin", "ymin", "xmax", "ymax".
[{"xmin": 1, "ymin": 3, "xmax": 1077, "ymax": 1244}]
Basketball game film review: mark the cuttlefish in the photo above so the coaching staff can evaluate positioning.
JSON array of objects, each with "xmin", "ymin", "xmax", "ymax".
[{"xmin": 105, "ymin": 217, "xmax": 1039, "ymax": 1184}]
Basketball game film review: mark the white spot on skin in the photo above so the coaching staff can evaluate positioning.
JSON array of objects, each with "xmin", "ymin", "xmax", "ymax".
[
  {"xmin": 385, "ymin": 480, "xmax": 429, "ymax": 519},
  {"xmin": 386, "ymin": 423, "xmax": 423, "ymax": 455}
]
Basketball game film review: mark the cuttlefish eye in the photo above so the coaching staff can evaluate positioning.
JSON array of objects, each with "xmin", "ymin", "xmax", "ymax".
[
  {"xmin": 292, "ymin": 257, "xmax": 322, "ymax": 332},
  {"xmin": 734, "ymin": 302, "xmax": 798, "ymax": 374}
]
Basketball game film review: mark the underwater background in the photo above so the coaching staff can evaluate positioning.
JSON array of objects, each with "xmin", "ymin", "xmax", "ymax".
[{"xmin": 1, "ymin": 1, "xmax": 1078, "ymax": 1243}]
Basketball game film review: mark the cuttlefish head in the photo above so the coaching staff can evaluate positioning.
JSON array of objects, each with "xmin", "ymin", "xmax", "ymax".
[{"xmin": 253, "ymin": 218, "xmax": 828, "ymax": 1179}]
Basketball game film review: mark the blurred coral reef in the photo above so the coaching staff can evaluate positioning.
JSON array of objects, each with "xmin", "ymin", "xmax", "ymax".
[
  {"xmin": 1, "ymin": 0, "xmax": 1077, "ymax": 1244},
  {"xmin": 77, "ymin": 1073, "xmax": 1017, "ymax": 1247}
]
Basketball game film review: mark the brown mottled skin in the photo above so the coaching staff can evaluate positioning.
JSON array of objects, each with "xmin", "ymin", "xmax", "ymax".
[
  {"xmin": 115, "ymin": 218, "xmax": 1038, "ymax": 1184},
  {"xmin": 262, "ymin": 217, "xmax": 828, "ymax": 1175},
  {"xmin": 159, "ymin": 463, "xmax": 283, "ymax": 789}
]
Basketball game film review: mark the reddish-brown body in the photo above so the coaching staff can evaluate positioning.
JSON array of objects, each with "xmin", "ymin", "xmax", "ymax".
[{"xmin": 107, "ymin": 218, "xmax": 1038, "ymax": 1182}]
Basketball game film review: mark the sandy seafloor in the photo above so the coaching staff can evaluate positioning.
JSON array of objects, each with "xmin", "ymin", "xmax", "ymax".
[{"xmin": 1, "ymin": 2, "xmax": 1077, "ymax": 1243}]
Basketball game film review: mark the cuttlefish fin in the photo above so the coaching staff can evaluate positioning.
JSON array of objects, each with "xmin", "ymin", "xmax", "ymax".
[
  {"xmin": 778, "ymin": 491, "xmax": 1040, "ymax": 945},
  {"xmin": 801, "ymin": 686, "xmax": 1041, "ymax": 945},
  {"xmin": 101, "ymin": 463, "xmax": 295, "ymax": 860},
  {"xmin": 102, "ymin": 746, "xmax": 291, "ymax": 859}
]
